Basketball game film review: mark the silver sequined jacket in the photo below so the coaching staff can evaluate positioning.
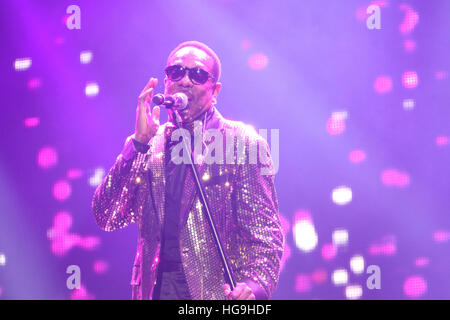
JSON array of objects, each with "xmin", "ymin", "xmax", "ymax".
[{"xmin": 92, "ymin": 108, "xmax": 283, "ymax": 300}]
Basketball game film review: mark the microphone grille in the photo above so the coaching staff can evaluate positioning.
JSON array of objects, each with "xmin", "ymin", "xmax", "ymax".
[
  {"xmin": 152, "ymin": 94, "xmax": 165, "ymax": 105},
  {"xmin": 173, "ymin": 93, "xmax": 188, "ymax": 110}
]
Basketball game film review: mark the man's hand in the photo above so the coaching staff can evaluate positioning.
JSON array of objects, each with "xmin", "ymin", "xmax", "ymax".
[
  {"xmin": 222, "ymin": 282, "xmax": 256, "ymax": 300},
  {"xmin": 135, "ymin": 77, "xmax": 160, "ymax": 144}
]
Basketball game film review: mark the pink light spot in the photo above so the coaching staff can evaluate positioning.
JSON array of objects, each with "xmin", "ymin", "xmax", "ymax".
[
  {"xmin": 79, "ymin": 236, "xmax": 100, "ymax": 250},
  {"xmin": 355, "ymin": 7, "xmax": 367, "ymax": 21},
  {"xmin": 368, "ymin": 235, "xmax": 397, "ymax": 256},
  {"xmin": 48, "ymin": 211, "xmax": 101, "ymax": 256},
  {"xmin": 294, "ymin": 210, "xmax": 313, "ymax": 224},
  {"xmin": 51, "ymin": 233, "xmax": 80, "ymax": 256},
  {"xmin": 402, "ymin": 71, "xmax": 418, "ymax": 89},
  {"xmin": 436, "ymin": 136, "xmax": 449, "ymax": 146},
  {"xmin": 93, "ymin": 260, "xmax": 109, "ymax": 274},
  {"xmin": 355, "ymin": 1, "xmax": 388, "ymax": 21},
  {"xmin": 295, "ymin": 274, "xmax": 312, "ymax": 293},
  {"xmin": 37, "ymin": 146, "xmax": 58, "ymax": 169},
  {"xmin": 0, "ymin": 286, "xmax": 2, "ymax": 297},
  {"xmin": 404, "ymin": 39, "xmax": 416, "ymax": 52},
  {"xmin": 433, "ymin": 230, "xmax": 450, "ymax": 243},
  {"xmin": 311, "ymin": 268, "xmax": 327, "ymax": 284},
  {"xmin": 414, "ymin": 257, "xmax": 429, "ymax": 268},
  {"xmin": 279, "ymin": 214, "xmax": 291, "ymax": 236},
  {"xmin": 24, "ymin": 117, "xmax": 40, "ymax": 128},
  {"xmin": 381, "ymin": 169, "xmax": 410, "ymax": 187},
  {"xmin": 374, "ymin": 76, "xmax": 393, "ymax": 94},
  {"xmin": 399, "ymin": 4, "xmax": 419, "ymax": 35},
  {"xmin": 321, "ymin": 243, "xmax": 337, "ymax": 261},
  {"xmin": 27, "ymin": 77, "xmax": 41, "ymax": 90},
  {"xmin": 71, "ymin": 285, "xmax": 94, "ymax": 300},
  {"xmin": 54, "ymin": 37, "xmax": 65, "ymax": 45},
  {"xmin": 52, "ymin": 180, "xmax": 72, "ymax": 201},
  {"xmin": 61, "ymin": 15, "xmax": 70, "ymax": 26},
  {"xmin": 241, "ymin": 39, "xmax": 252, "ymax": 50},
  {"xmin": 280, "ymin": 242, "xmax": 291, "ymax": 272},
  {"xmin": 435, "ymin": 70, "xmax": 448, "ymax": 80},
  {"xmin": 248, "ymin": 53, "xmax": 268, "ymax": 70},
  {"xmin": 349, "ymin": 150, "xmax": 366, "ymax": 163},
  {"xmin": 67, "ymin": 168, "xmax": 83, "ymax": 179},
  {"xmin": 326, "ymin": 116, "xmax": 345, "ymax": 135},
  {"xmin": 403, "ymin": 276, "xmax": 427, "ymax": 298},
  {"xmin": 52, "ymin": 211, "xmax": 73, "ymax": 234}
]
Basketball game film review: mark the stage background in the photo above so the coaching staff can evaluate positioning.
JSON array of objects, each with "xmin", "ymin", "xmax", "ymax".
[{"xmin": 0, "ymin": 0, "xmax": 449, "ymax": 299}]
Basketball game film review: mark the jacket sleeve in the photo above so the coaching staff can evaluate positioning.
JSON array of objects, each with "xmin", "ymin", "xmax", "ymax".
[
  {"xmin": 233, "ymin": 133, "xmax": 284, "ymax": 299},
  {"xmin": 92, "ymin": 135, "xmax": 150, "ymax": 232}
]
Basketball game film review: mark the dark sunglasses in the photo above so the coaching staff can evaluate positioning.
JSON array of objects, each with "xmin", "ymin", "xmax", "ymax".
[{"xmin": 165, "ymin": 64, "xmax": 216, "ymax": 85}]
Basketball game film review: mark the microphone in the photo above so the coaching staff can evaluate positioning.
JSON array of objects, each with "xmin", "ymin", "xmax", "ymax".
[{"xmin": 152, "ymin": 93, "xmax": 188, "ymax": 110}]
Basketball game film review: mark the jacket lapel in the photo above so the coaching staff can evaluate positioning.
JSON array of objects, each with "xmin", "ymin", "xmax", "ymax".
[
  {"xmin": 179, "ymin": 107, "xmax": 224, "ymax": 229},
  {"xmin": 148, "ymin": 124, "xmax": 171, "ymax": 226}
]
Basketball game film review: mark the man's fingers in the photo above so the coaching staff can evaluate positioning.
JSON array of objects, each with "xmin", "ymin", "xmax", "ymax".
[
  {"xmin": 141, "ymin": 77, "xmax": 158, "ymax": 94},
  {"xmin": 230, "ymin": 285, "xmax": 245, "ymax": 300},
  {"xmin": 138, "ymin": 77, "xmax": 158, "ymax": 110},
  {"xmin": 151, "ymin": 105, "xmax": 160, "ymax": 123},
  {"xmin": 239, "ymin": 287, "xmax": 253, "ymax": 300},
  {"xmin": 222, "ymin": 284, "xmax": 231, "ymax": 299}
]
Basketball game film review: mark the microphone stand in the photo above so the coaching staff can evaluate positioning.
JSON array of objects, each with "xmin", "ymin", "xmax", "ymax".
[{"xmin": 170, "ymin": 107, "xmax": 236, "ymax": 292}]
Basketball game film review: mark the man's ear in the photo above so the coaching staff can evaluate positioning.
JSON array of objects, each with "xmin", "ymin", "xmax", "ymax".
[{"xmin": 213, "ymin": 82, "xmax": 222, "ymax": 99}]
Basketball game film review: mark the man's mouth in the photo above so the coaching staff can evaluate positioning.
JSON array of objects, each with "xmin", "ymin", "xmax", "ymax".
[{"xmin": 178, "ymin": 91, "xmax": 193, "ymax": 101}]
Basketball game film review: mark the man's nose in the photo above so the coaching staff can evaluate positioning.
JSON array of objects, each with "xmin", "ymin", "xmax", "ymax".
[{"xmin": 178, "ymin": 71, "xmax": 193, "ymax": 87}]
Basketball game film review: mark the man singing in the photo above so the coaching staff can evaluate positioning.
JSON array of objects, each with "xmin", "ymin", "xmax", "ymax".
[{"xmin": 92, "ymin": 41, "xmax": 283, "ymax": 300}]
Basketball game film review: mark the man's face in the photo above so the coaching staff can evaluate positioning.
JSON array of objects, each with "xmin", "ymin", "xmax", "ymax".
[{"xmin": 164, "ymin": 46, "xmax": 221, "ymax": 122}]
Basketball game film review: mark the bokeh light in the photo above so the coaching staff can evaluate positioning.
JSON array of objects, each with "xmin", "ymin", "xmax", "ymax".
[
  {"xmin": 321, "ymin": 243, "xmax": 337, "ymax": 261},
  {"xmin": 403, "ymin": 276, "xmax": 427, "ymax": 298},
  {"xmin": 414, "ymin": 257, "xmax": 429, "ymax": 268},
  {"xmin": 89, "ymin": 168, "xmax": 105, "ymax": 187},
  {"xmin": 326, "ymin": 111, "xmax": 347, "ymax": 135},
  {"xmin": 369, "ymin": 235, "xmax": 397, "ymax": 256},
  {"xmin": 374, "ymin": 76, "xmax": 393, "ymax": 94},
  {"xmin": 14, "ymin": 57, "xmax": 32, "ymax": 71},
  {"xmin": 402, "ymin": 71, "xmax": 419, "ymax": 89},
  {"xmin": 349, "ymin": 150, "xmax": 366, "ymax": 163},
  {"xmin": 248, "ymin": 53, "xmax": 269, "ymax": 70},
  {"xmin": 435, "ymin": 136, "xmax": 449, "ymax": 147},
  {"xmin": 295, "ymin": 274, "xmax": 312, "ymax": 293},
  {"xmin": 311, "ymin": 268, "xmax": 327, "ymax": 285},
  {"xmin": 381, "ymin": 169, "xmax": 410, "ymax": 187},
  {"xmin": 349, "ymin": 255, "xmax": 365, "ymax": 274},
  {"xmin": 27, "ymin": 77, "xmax": 42, "ymax": 90},
  {"xmin": 85, "ymin": 82, "xmax": 99, "ymax": 97},
  {"xmin": 37, "ymin": 146, "xmax": 58, "ymax": 169},
  {"xmin": 399, "ymin": 4, "xmax": 419, "ymax": 34},
  {"xmin": 24, "ymin": 117, "xmax": 40, "ymax": 128},
  {"xmin": 402, "ymin": 98, "xmax": 415, "ymax": 111},
  {"xmin": 331, "ymin": 186, "xmax": 352, "ymax": 205},
  {"xmin": 0, "ymin": 253, "xmax": 6, "ymax": 266},
  {"xmin": 52, "ymin": 180, "xmax": 72, "ymax": 201},
  {"xmin": 332, "ymin": 229, "xmax": 349, "ymax": 246},
  {"xmin": 93, "ymin": 260, "xmax": 109, "ymax": 274},
  {"xmin": 293, "ymin": 210, "xmax": 318, "ymax": 253},
  {"xmin": 70, "ymin": 285, "xmax": 95, "ymax": 300},
  {"xmin": 332, "ymin": 269, "xmax": 348, "ymax": 286},
  {"xmin": 80, "ymin": 50, "xmax": 93, "ymax": 64},
  {"xmin": 345, "ymin": 285, "xmax": 363, "ymax": 300}
]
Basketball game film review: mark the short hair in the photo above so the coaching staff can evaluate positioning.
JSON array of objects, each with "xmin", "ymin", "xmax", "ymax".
[{"xmin": 167, "ymin": 41, "xmax": 221, "ymax": 82}]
